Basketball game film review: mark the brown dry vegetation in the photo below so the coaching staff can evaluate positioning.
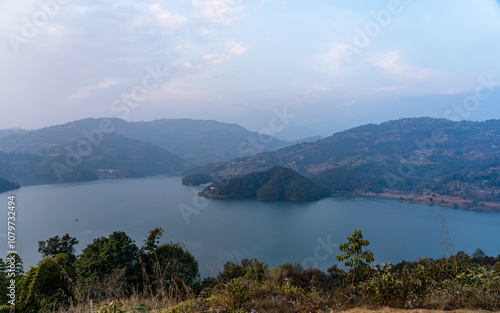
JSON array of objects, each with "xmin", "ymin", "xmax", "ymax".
[{"xmin": 343, "ymin": 309, "xmax": 498, "ymax": 313}]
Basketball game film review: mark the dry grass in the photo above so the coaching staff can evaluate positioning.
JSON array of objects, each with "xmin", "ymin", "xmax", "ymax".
[
  {"xmin": 343, "ymin": 308, "xmax": 499, "ymax": 313},
  {"xmin": 54, "ymin": 304, "xmax": 500, "ymax": 313}
]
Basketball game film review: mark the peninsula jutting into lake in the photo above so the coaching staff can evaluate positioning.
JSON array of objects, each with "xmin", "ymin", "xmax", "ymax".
[{"xmin": 198, "ymin": 166, "xmax": 329, "ymax": 201}]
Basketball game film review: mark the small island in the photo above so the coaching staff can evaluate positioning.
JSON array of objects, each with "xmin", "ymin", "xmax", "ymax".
[{"xmin": 198, "ymin": 166, "xmax": 329, "ymax": 201}]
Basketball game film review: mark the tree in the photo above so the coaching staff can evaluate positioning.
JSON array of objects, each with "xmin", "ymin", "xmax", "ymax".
[
  {"xmin": 336, "ymin": 229, "xmax": 374, "ymax": 284},
  {"xmin": 472, "ymin": 248, "xmax": 486, "ymax": 264},
  {"xmin": 136, "ymin": 228, "xmax": 199, "ymax": 295},
  {"xmin": 327, "ymin": 264, "xmax": 345, "ymax": 284},
  {"xmin": 142, "ymin": 227, "xmax": 164, "ymax": 253},
  {"xmin": 38, "ymin": 234, "xmax": 79, "ymax": 265},
  {"xmin": 5, "ymin": 253, "xmax": 23, "ymax": 278},
  {"xmin": 17, "ymin": 254, "xmax": 74, "ymax": 312},
  {"xmin": 75, "ymin": 231, "xmax": 138, "ymax": 281},
  {"xmin": 0, "ymin": 258, "xmax": 8, "ymax": 304}
]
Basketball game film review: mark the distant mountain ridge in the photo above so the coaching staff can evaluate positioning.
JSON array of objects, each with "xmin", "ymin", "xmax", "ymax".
[
  {"xmin": 0, "ymin": 118, "xmax": 290, "ymax": 166},
  {"xmin": 188, "ymin": 117, "xmax": 500, "ymax": 211},
  {"xmin": 112, "ymin": 118, "xmax": 290, "ymax": 165},
  {"xmin": 0, "ymin": 133, "xmax": 186, "ymax": 185},
  {"xmin": 0, "ymin": 118, "xmax": 292, "ymax": 186},
  {"xmin": 0, "ymin": 128, "xmax": 26, "ymax": 139}
]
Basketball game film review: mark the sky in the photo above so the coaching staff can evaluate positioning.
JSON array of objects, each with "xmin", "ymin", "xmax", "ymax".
[{"xmin": 1, "ymin": 0, "xmax": 500, "ymax": 138}]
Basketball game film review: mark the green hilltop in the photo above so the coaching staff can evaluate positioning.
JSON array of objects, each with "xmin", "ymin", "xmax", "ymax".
[{"xmin": 199, "ymin": 166, "xmax": 329, "ymax": 201}]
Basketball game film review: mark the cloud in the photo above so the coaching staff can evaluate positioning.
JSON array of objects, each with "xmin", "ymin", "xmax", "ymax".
[
  {"xmin": 202, "ymin": 53, "xmax": 231, "ymax": 66},
  {"xmin": 373, "ymin": 51, "xmax": 438, "ymax": 81},
  {"xmin": 199, "ymin": 28, "xmax": 215, "ymax": 38},
  {"xmin": 302, "ymin": 85, "xmax": 334, "ymax": 95},
  {"xmin": 224, "ymin": 41, "xmax": 248, "ymax": 55},
  {"xmin": 149, "ymin": 4, "xmax": 188, "ymax": 29},
  {"xmin": 184, "ymin": 41, "xmax": 247, "ymax": 70},
  {"xmin": 69, "ymin": 79, "xmax": 120, "ymax": 100},
  {"xmin": 192, "ymin": 0, "xmax": 245, "ymax": 25},
  {"xmin": 147, "ymin": 80, "xmax": 224, "ymax": 103},
  {"xmin": 310, "ymin": 43, "xmax": 351, "ymax": 76},
  {"xmin": 439, "ymin": 89, "xmax": 464, "ymax": 95},
  {"xmin": 183, "ymin": 53, "xmax": 229, "ymax": 70},
  {"xmin": 172, "ymin": 45, "xmax": 191, "ymax": 55}
]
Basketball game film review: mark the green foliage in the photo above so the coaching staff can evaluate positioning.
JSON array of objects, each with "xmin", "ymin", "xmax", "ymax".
[
  {"xmin": 5, "ymin": 253, "xmax": 23, "ymax": 277},
  {"xmin": 142, "ymin": 227, "xmax": 164, "ymax": 253},
  {"xmin": 472, "ymin": 248, "xmax": 486, "ymax": 263},
  {"xmin": 360, "ymin": 252, "xmax": 500, "ymax": 309},
  {"xmin": 0, "ymin": 305, "xmax": 10, "ymax": 313},
  {"xmin": 282, "ymin": 264, "xmax": 332, "ymax": 292},
  {"xmin": 493, "ymin": 261, "xmax": 500, "ymax": 274},
  {"xmin": 216, "ymin": 258, "xmax": 268, "ymax": 284},
  {"xmin": 336, "ymin": 230, "xmax": 374, "ymax": 284},
  {"xmin": 240, "ymin": 258, "xmax": 268, "ymax": 283},
  {"xmin": 17, "ymin": 254, "xmax": 74, "ymax": 312},
  {"xmin": 136, "ymin": 228, "xmax": 199, "ymax": 295},
  {"xmin": 227, "ymin": 277, "xmax": 251, "ymax": 308},
  {"xmin": 216, "ymin": 260, "xmax": 246, "ymax": 283},
  {"xmin": 327, "ymin": 264, "xmax": 345, "ymax": 284},
  {"xmin": 38, "ymin": 233, "xmax": 79, "ymax": 260},
  {"xmin": 76, "ymin": 231, "xmax": 138, "ymax": 281},
  {"xmin": 14, "ymin": 228, "xmax": 500, "ymax": 312},
  {"xmin": 0, "ymin": 259, "xmax": 10, "ymax": 305}
]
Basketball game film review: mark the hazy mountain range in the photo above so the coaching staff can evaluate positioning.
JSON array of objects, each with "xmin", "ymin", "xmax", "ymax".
[
  {"xmin": 1, "ymin": 117, "xmax": 500, "ymax": 212},
  {"xmin": 0, "ymin": 118, "xmax": 292, "ymax": 186}
]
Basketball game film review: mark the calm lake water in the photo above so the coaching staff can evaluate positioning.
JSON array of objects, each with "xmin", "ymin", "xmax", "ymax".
[{"xmin": 1, "ymin": 176, "xmax": 499, "ymax": 275}]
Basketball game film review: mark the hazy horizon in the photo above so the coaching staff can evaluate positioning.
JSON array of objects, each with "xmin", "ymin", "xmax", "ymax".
[{"xmin": 3, "ymin": 112, "xmax": 500, "ymax": 142}]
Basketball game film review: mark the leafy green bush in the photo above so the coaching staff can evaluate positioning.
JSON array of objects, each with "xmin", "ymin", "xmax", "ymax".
[{"xmin": 0, "ymin": 305, "xmax": 10, "ymax": 313}]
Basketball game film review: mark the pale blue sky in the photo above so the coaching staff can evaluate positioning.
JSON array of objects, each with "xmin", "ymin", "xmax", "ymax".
[{"xmin": 1, "ymin": 0, "xmax": 500, "ymax": 136}]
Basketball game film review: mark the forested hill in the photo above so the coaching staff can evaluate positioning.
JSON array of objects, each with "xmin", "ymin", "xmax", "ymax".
[
  {"xmin": 0, "ymin": 118, "xmax": 290, "ymax": 185},
  {"xmin": 0, "ymin": 178, "xmax": 20, "ymax": 194},
  {"xmin": 199, "ymin": 166, "xmax": 329, "ymax": 201},
  {"xmin": 189, "ymin": 118, "xmax": 500, "ymax": 211},
  {"xmin": 0, "ymin": 118, "xmax": 290, "ymax": 166},
  {"xmin": 0, "ymin": 133, "xmax": 187, "ymax": 185}
]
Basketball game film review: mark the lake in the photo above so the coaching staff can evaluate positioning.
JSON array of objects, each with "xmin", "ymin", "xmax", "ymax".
[{"xmin": 1, "ymin": 176, "xmax": 499, "ymax": 275}]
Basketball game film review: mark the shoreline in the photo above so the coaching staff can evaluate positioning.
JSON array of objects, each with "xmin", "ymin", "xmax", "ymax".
[
  {"xmin": 199, "ymin": 188, "xmax": 500, "ymax": 212},
  {"xmin": 356, "ymin": 191, "xmax": 500, "ymax": 213}
]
